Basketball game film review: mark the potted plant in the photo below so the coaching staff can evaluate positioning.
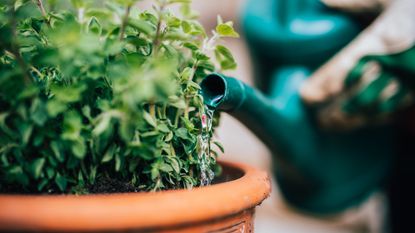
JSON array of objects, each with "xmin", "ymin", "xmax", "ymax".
[{"xmin": 0, "ymin": 0, "xmax": 270, "ymax": 231}]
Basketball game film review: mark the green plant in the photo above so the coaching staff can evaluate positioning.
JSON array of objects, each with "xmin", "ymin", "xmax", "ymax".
[{"xmin": 0, "ymin": 0, "xmax": 238, "ymax": 193}]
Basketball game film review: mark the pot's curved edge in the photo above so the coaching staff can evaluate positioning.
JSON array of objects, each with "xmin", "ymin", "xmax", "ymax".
[{"xmin": 0, "ymin": 160, "xmax": 271, "ymax": 232}]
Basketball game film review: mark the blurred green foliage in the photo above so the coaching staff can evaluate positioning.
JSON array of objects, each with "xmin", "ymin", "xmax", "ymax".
[{"xmin": 0, "ymin": 0, "xmax": 238, "ymax": 193}]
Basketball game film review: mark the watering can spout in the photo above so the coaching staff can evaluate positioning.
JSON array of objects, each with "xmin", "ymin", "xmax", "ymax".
[
  {"xmin": 200, "ymin": 73, "xmax": 286, "ymax": 154},
  {"xmin": 200, "ymin": 73, "xmax": 246, "ymax": 112},
  {"xmin": 200, "ymin": 72, "xmax": 395, "ymax": 214}
]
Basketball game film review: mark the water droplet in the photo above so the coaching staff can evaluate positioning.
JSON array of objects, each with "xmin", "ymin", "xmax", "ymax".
[{"xmin": 198, "ymin": 106, "xmax": 215, "ymax": 186}]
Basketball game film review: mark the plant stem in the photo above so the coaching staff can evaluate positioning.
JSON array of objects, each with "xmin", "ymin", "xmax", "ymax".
[
  {"xmin": 149, "ymin": 103, "xmax": 156, "ymax": 118},
  {"xmin": 184, "ymin": 98, "xmax": 189, "ymax": 119},
  {"xmin": 183, "ymin": 60, "xmax": 199, "ymax": 120},
  {"xmin": 30, "ymin": 65, "xmax": 44, "ymax": 79},
  {"xmin": 119, "ymin": 5, "xmax": 132, "ymax": 40},
  {"xmin": 152, "ymin": 3, "xmax": 166, "ymax": 55},
  {"xmin": 9, "ymin": 12, "xmax": 32, "ymax": 85},
  {"xmin": 174, "ymin": 109, "xmax": 182, "ymax": 127},
  {"xmin": 33, "ymin": 0, "xmax": 50, "ymax": 27},
  {"xmin": 162, "ymin": 103, "xmax": 167, "ymax": 119}
]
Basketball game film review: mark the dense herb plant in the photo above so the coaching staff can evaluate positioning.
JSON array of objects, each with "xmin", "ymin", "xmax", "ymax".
[{"xmin": 0, "ymin": 0, "xmax": 238, "ymax": 193}]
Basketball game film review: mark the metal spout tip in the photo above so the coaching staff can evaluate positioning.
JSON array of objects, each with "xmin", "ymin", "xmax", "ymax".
[{"xmin": 200, "ymin": 73, "xmax": 226, "ymax": 109}]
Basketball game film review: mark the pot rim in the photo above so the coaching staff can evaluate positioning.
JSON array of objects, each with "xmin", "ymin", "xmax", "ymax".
[{"xmin": 0, "ymin": 160, "xmax": 270, "ymax": 232}]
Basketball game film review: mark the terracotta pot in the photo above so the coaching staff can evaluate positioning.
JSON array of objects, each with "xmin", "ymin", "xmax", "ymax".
[{"xmin": 0, "ymin": 161, "xmax": 270, "ymax": 232}]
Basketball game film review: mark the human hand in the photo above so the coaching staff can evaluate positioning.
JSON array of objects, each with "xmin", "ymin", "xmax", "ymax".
[{"xmin": 300, "ymin": 0, "xmax": 415, "ymax": 130}]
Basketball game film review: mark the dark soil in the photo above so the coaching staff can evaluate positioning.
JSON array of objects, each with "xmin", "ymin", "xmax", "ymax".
[
  {"xmin": 0, "ymin": 183, "xmax": 36, "ymax": 194},
  {"xmin": 87, "ymin": 176, "xmax": 141, "ymax": 194},
  {"xmin": 0, "ymin": 177, "xmax": 141, "ymax": 194}
]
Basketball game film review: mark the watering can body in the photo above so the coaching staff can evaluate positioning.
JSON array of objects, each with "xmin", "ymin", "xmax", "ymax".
[{"xmin": 201, "ymin": 0, "xmax": 396, "ymax": 214}]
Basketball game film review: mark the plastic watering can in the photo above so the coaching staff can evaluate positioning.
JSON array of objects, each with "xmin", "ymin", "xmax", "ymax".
[{"xmin": 200, "ymin": 0, "xmax": 396, "ymax": 214}]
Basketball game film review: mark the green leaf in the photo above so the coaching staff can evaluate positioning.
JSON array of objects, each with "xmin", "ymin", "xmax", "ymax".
[
  {"xmin": 181, "ymin": 20, "xmax": 192, "ymax": 33},
  {"xmin": 31, "ymin": 98, "xmax": 48, "ymax": 126},
  {"xmin": 189, "ymin": 21, "xmax": 206, "ymax": 37},
  {"xmin": 139, "ymin": 11, "xmax": 158, "ymax": 25},
  {"xmin": 175, "ymin": 127, "xmax": 191, "ymax": 140},
  {"xmin": 46, "ymin": 167, "xmax": 55, "ymax": 179},
  {"xmin": 167, "ymin": 16, "xmax": 181, "ymax": 28},
  {"xmin": 89, "ymin": 165, "xmax": 97, "ymax": 184},
  {"xmin": 195, "ymin": 51, "xmax": 209, "ymax": 61},
  {"xmin": 168, "ymin": 157, "xmax": 180, "ymax": 173},
  {"xmin": 183, "ymin": 42, "xmax": 199, "ymax": 51},
  {"xmin": 141, "ymin": 131, "xmax": 159, "ymax": 137},
  {"xmin": 72, "ymin": 139, "xmax": 86, "ymax": 159},
  {"xmin": 187, "ymin": 80, "xmax": 201, "ymax": 90},
  {"xmin": 215, "ymin": 45, "xmax": 235, "ymax": 60},
  {"xmin": 62, "ymin": 111, "xmax": 83, "ymax": 141},
  {"xmin": 119, "ymin": 116, "xmax": 135, "ymax": 141},
  {"xmin": 215, "ymin": 45, "xmax": 237, "ymax": 70},
  {"xmin": 55, "ymin": 173, "xmax": 67, "ymax": 191},
  {"xmin": 169, "ymin": 96, "xmax": 186, "ymax": 109},
  {"xmin": 28, "ymin": 158, "xmax": 46, "ymax": 179},
  {"xmin": 143, "ymin": 111, "xmax": 157, "ymax": 128},
  {"xmin": 157, "ymin": 123, "xmax": 170, "ymax": 133},
  {"xmin": 37, "ymin": 178, "xmax": 49, "ymax": 191},
  {"xmin": 102, "ymin": 145, "xmax": 116, "ymax": 163},
  {"xmin": 151, "ymin": 166, "xmax": 159, "ymax": 180},
  {"xmin": 159, "ymin": 162, "xmax": 173, "ymax": 172},
  {"xmin": 180, "ymin": 117, "xmax": 194, "ymax": 130},
  {"xmin": 87, "ymin": 16, "xmax": 102, "ymax": 34},
  {"xmin": 128, "ymin": 18, "xmax": 154, "ymax": 35},
  {"xmin": 104, "ymin": 39, "xmax": 124, "ymax": 55},
  {"xmin": 180, "ymin": 3, "xmax": 198, "ymax": 19},
  {"xmin": 180, "ymin": 67, "xmax": 193, "ymax": 82},
  {"xmin": 115, "ymin": 152, "xmax": 122, "ymax": 171},
  {"xmin": 51, "ymin": 84, "xmax": 86, "ymax": 104},
  {"xmin": 213, "ymin": 141, "xmax": 225, "ymax": 153},
  {"xmin": 46, "ymin": 99, "xmax": 67, "ymax": 117},
  {"xmin": 93, "ymin": 114, "xmax": 111, "ymax": 136},
  {"xmin": 7, "ymin": 166, "xmax": 29, "ymax": 186},
  {"xmin": 114, "ymin": 0, "xmax": 136, "ymax": 6},
  {"xmin": 20, "ymin": 123, "xmax": 33, "ymax": 146},
  {"xmin": 71, "ymin": 0, "xmax": 85, "ymax": 8},
  {"xmin": 216, "ymin": 21, "xmax": 239, "ymax": 38},
  {"xmin": 220, "ymin": 60, "xmax": 237, "ymax": 70},
  {"xmin": 165, "ymin": 131, "xmax": 174, "ymax": 141},
  {"xmin": 50, "ymin": 141, "xmax": 65, "ymax": 162}
]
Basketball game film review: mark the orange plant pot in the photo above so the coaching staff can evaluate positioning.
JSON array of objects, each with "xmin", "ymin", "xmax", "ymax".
[{"xmin": 0, "ymin": 161, "xmax": 271, "ymax": 232}]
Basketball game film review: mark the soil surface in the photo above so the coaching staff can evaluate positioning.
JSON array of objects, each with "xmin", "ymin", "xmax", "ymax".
[
  {"xmin": 0, "ymin": 177, "xmax": 141, "ymax": 194},
  {"xmin": 87, "ymin": 177, "xmax": 141, "ymax": 194}
]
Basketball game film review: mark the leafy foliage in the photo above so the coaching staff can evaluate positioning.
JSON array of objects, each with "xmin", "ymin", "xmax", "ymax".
[{"xmin": 0, "ymin": 0, "xmax": 237, "ymax": 193}]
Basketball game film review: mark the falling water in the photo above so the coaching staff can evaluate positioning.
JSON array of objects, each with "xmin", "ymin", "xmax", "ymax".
[{"xmin": 198, "ymin": 106, "xmax": 215, "ymax": 186}]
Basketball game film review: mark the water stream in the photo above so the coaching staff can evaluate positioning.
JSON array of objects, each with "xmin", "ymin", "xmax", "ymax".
[{"xmin": 198, "ymin": 106, "xmax": 215, "ymax": 186}]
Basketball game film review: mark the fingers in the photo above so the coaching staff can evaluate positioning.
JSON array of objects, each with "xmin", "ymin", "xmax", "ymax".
[
  {"xmin": 379, "ymin": 83, "xmax": 413, "ymax": 113},
  {"xmin": 301, "ymin": 0, "xmax": 415, "ymax": 106},
  {"xmin": 343, "ymin": 69, "xmax": 393, "ymax": 114},
  {"xmin": 316, "ymin": 60, "xmax": 414, "ymax": 130},
  {"xmin": 300, "ymin": 48, "xmax": 359, "ymax": 104},
  {"xmin": 299, "ymin": 0, "xmax": 415, "ymax": 130}
]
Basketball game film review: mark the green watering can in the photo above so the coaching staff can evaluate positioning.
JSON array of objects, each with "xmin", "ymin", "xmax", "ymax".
[{"xmin": 200, "ymin": 0, "xmax": 396, "ymax": 214}]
